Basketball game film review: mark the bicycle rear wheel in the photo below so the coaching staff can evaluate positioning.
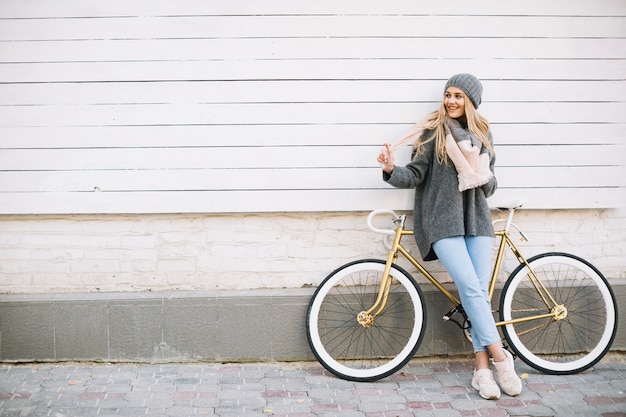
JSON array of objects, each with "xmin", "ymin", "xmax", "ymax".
[
  {"xmin": 306, "ymin": 259, "xmax": 426, "ymax": 381},
  {"xmin": 500, "ymin": 252, "xmax": 617, "ymax": 375}
]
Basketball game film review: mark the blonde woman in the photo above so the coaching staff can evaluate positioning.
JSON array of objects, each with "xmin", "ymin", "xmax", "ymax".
[{"xmin": 377, "ymin": 74, "xmax": 522, "ymax": 400}]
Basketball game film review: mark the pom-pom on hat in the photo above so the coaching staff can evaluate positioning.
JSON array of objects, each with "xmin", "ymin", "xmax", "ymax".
[{"xmin": 444, "ymin": 73, "xmax": 483, "ymax": 109}]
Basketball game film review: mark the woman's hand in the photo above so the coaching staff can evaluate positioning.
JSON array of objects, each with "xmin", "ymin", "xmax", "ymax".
[{"xmin": 377, "ymin": 143, "xmax": 395, "ymax": 174}]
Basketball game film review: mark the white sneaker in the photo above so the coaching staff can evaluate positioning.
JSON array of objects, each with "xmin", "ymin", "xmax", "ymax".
[
  {"xmin": 472, "ymin": 368, "xmax": 501, "ymax": 400},
  {"xmin": 493, "ymin": 350, "xmax": 522, "ymax": 396}
]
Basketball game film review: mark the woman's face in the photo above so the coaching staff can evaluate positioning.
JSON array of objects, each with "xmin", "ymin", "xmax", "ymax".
[{"xmin": 444, "ymin": 86, "xmax": 466, "ymax": 119}]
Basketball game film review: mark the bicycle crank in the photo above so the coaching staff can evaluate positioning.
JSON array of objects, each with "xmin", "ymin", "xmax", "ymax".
[{"xmin": 357, "ymin": 311, "xmax": 374, "ymax": 328}]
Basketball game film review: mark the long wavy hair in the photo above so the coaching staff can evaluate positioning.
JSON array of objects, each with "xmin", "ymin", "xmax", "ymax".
[{"xmin": 410, "ymin": 92, "xmax": 493, "ymax": 163}]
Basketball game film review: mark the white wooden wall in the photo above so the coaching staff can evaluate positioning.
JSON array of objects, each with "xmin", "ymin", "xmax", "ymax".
[{"xmin": 0, "ymin": 0, "xmax": 624, "ymax": 214}]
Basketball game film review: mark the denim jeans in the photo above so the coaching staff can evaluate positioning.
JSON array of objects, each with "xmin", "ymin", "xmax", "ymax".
[{"xmin": 432, "ymin": 235, "xmax": 500, "ymax": 352}]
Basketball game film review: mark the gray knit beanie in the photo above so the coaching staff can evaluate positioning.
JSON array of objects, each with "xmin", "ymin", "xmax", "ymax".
[{"xmin": 444, "ymin": 73, "xmax": 482, "ymax": 109}]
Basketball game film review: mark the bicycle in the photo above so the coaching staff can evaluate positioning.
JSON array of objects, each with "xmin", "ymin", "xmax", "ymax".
[{"xmin": 306, "ymin": 204, "xmax": 618, "ymax": 382}]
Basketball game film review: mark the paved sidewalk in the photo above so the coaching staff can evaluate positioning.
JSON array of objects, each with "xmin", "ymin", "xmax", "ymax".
[{"xmin": 1, "ymin": 355, "xmax": 625, "ymax": 417}]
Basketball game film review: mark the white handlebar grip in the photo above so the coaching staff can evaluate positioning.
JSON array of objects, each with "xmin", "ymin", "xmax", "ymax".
[{"xmin": 367, "ymin": 209, "xmax": 399, "ymax": 235}]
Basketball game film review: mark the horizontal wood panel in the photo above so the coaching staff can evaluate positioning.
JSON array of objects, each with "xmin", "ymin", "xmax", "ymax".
[
  {"xmin": 0, "ymin": 147, "xmax": 391, "ymax": 171},
  {"xmin": 496, "ymin": 166, "xmax": 626, "ymax": 188},
  {"xmin": 1, "ymin": 168, "xmax": 383, "ymax": 192},
  {"xmin": 494, "ymin": 145, "xmax": 625, "ymax": 167},
  {"xmin": 0, "ymin": 187, "xmax": 622, "ymax": 215},
  {"xmin": 0, "ymin": 102, "xmax": 623, "ymax": 127},
  {"xmin": 1, "ymin": 165, "xmax": 622, "ymax": 194},
  {"xmin": 1, "ymin": 0, "xmax": 623, "ymax": 18},
  {"xmin": 1, "ymin": 145, "xmax": 622, "ymax": 171},
  {"xmin": 1, "ymin": 147, "xmax": 379, "ymax": 170},
  {"xmin": 1, "ymin": 124, "xmax": 623, "ymax": 148},
  {"xmin": 1, "ymin": 38, "xmax": 624, "ymax": 63},
  {"xmin": 488, "ymin": 188, "xmax": 625, "ymax": 210},
  {"xmin": 1, "ymin": 59, "xmax": 624, "ymax": 83},
  {"xmin": 2, "ymin": 16, "xmax": 624, "ymax": 40},
  {"xmin": 0, "ymin": 1, "xmax": 622, "ymax": 213},
  {"xmin": 1, "ymin": 80, "xmax": 622, "ymax": 106}
]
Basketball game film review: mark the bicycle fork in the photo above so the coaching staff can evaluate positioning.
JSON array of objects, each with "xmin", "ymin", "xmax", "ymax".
[{"xmin": 357, "ymin": 215, "xmax": 407, "ymax": 328}]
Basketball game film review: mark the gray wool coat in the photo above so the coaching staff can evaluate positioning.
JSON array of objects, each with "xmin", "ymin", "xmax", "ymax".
[{"xmin": 383, "ymin": 128, "xmax": 497, "ymax": 261}]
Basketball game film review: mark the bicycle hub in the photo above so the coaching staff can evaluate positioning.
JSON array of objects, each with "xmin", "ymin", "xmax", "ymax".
[
  {"xmin": 357, "ymin": 311, "xmax": 374, "ymax": 328},
  {"xmin": 552, "ymin": 304, "xmax": 568, "ymax": 321}
]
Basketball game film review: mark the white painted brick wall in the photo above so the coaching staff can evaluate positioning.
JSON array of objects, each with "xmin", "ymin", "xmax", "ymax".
[{"xmin": 0, "ymin": 208, "xmax": 624, "ymax": 294}]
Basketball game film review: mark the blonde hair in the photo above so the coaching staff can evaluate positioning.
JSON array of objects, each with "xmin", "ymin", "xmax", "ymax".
[{"xmin": 411, "ymin": 93, "xmax": 493, "ymax": 163}]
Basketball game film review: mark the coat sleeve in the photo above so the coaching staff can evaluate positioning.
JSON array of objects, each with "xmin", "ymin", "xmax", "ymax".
[{"xmin": 383, "ymin": 142, "xmax": 432, "ymax": 189}]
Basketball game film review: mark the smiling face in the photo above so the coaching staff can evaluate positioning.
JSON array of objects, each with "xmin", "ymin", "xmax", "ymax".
[{"xmin": 444, "ymin": 86, "xmax": 466, "ymax": 119}]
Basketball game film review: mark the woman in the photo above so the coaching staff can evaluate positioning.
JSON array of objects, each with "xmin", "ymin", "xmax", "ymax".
[{"xmin": 377, "ymin": 74, "xmax": 522, "ymax": 400}]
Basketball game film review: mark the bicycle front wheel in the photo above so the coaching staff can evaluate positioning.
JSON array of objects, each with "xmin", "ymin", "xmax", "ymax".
[
  {"xmin": 500, "ymin": 252, "xmax": 617, "ymax": 375},
  {"xmin": 306, "ymin": 259, "xmax": 426, "ymax": 381}
]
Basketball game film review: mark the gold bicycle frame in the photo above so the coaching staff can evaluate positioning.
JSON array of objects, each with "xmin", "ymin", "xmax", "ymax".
[{"xmin": 361, "ymin": 213, "xmax": 564, "ymax": 328}]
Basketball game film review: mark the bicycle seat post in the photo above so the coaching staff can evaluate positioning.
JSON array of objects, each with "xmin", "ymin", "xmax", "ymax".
[{"xmin": 504, "ymin": 208, "xmax": 516, "ymax": 232}]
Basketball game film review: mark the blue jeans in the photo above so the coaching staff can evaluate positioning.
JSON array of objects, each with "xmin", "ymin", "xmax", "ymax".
[{"xmin": 432, "ymin": 235, "xmax": 500, "ymax": 352}]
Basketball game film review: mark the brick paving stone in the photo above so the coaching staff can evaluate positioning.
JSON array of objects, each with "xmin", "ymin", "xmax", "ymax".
[{"xmin": 0, "ymin": 355, "xmax": 624, "ymax": 416}]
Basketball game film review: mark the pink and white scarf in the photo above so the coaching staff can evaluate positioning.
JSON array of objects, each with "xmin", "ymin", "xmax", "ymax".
[{"xmin": 386, "ymin": 124, "xmax": 492, "ymax": 192}]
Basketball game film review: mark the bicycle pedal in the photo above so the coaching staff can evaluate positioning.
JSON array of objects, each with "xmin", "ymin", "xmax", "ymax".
[{"xmin": 443, "ymin": 306, "xmax": 458, "ymax": 321}]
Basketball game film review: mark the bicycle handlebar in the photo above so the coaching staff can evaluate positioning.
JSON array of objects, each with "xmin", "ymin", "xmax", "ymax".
[
  {"xmin": 367, "ymin": 204, "xmax": 529, "ymax": 242},
  {"xmin": 367, "ymin": 209, "xmax": 400, "ymax": 235}
]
